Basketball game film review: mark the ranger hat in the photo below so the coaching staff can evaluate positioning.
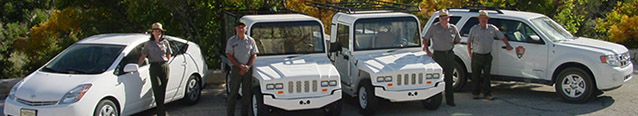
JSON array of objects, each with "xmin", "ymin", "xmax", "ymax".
[
  {"xmin": 439, "ymin": 9, "xmax": 451, "ymax": 17},
  {"xmin": 476, "ymin": 11, "xmax": 490, "ymax": 18}
]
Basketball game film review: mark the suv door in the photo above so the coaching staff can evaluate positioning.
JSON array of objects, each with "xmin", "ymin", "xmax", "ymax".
[
  {"xmin": 333, "ymin": 23, "xmax": 353, "ymax": 85},
  {"xmin": 114, "ymin": 43, "xmax": 153, "ymax": 112},
  {"xmin": 490, "ymin": 18, "xmax": 548, "ymax": 79}
]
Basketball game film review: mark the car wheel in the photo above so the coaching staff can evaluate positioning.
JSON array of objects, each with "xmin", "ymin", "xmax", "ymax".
[
  {"xmin": 182, "ymin": 75, "xmax": 201, "ymax": 105},
  {"xmin": 555, "ymin": 67, "xmax": 594, "ymax": 103},
  {"xmin": 94, "ymin": 99, "xmax": 119, "ymax": 116},
  {"xmin": 323, "ymin": 99, "xmax": 342, "ymax": 116},
  {"xmin": 252, "ymin": 86, "xmax": 270, "ymax": 116},
  {"xmin": 452, "ymin": 61, "xmax": 467, "ymax": 92},
  {"xmin": 226, "ymin": 71, "xmax": 241, "ymax": 98},
  {"xmin": 358, "ymin": 79, "xmax": 378, "ymax": 115},
  {"xmin": 421, "ymin": 93, "xmax": 442, "ymax": 110}
]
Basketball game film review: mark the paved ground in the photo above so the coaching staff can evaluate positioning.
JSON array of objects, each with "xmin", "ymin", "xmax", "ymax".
[
  {"xmin": 2, "ymin": 67, "xmax": 637, "ymax": 116},
  {"xmin": 125, "ymin": 70, "xmax": 638, "ymax": 116}
]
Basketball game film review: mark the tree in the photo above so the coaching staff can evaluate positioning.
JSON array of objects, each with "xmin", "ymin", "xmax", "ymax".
[{"xmin": 597, "ymin": 1, "xmax": 638, "ymax": 48}]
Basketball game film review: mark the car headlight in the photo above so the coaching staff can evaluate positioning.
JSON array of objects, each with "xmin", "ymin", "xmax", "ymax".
[
  {"xmin": 7, "ymin": 80, "xmax": 23, "ymax": 100},
  {"xmin": 426, "ymin": 74, "xmax": 433, "ymax": 79},
  {"xmin": 328, "ymin": 80, "xmax": 338, "ymax": 86},
  {"xmin": 321, "ymin": 81, "xmax": 329, "ymax": 87},
  {"xmin": 433, "ymin": 73, "xmax": 440, "ymax": 79},
  {"xmin": 266, "ymin": 84, "xmax": 275, "ymax": 90},
  {"xmin": 377, "ymin": 76, "xmax": 392, "ymax": 82},
  {"xmin": 601, "ymin": 55, "xmax": 620, "ymax": 67},
  {"xmin": 59, "ymin": 84, "xmax": 92, "ymax": 104},
  {"xmin": 266, "ymin": 83, "xmax": 284, "ymax": 90}
]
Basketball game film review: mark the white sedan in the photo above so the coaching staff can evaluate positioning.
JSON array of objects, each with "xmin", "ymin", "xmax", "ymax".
[{"xmin": 4, "ymin": 33, "xmax": 208, "ymax": 116}]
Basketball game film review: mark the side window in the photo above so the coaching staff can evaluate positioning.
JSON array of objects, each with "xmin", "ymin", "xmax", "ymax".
[
  {"xmin": 168, "ymin": 40, "xmax": 188, "ymax": 56},
  {"xmin": 337, "ymin": 24, "xmax": 350, "ymax": 49},
  {"xmin": 114, "ymin": 44, "xmax": 147, "ymax": 75},
  {"xmin": 491, "ymin": 19, "xmax": 544, "ymax": 44},
  {"xmin": 460, "ymin": 17, "xmax": 479, "ymax": 37},
  {"xmin": 432, "ymin": 16, "xmax": 462, "ymax": 25}
]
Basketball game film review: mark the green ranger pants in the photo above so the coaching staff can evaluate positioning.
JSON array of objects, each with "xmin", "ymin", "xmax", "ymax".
[
  {"xmin": 471, "ymin": 53, "xmax": 493, "ymax": 96},
  {"xmin": 150, "ymin": 62, "xmax": 169, "ymax": 116},
  {"xmin": 433, "ymin": 50, "xmax": 456, "ymax": 104},
  {"xmin": 227, "ymin": 66, "xmax": 253, "ymax": 116}
]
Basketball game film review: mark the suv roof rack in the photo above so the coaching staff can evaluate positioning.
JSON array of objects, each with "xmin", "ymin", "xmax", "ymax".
[
  {"xmin": 447, "ymin": 6, "xmax": 519, "ymax": 14},
  {"xmin": 305, "ymin": 0, "xmax": 421, "ymax": 14}
]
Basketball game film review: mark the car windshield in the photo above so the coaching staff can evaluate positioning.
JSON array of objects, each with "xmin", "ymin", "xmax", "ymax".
[
  {"xmin": 354, "ymin": 17, "xmax": 420, "ymax": 50},
  {"xmin": 250, "ymin": 21, "xmax": 325, "ymax": 55},
  {"xmin": 41, "ymin": 44, "xmax": 124, "ymax": 74},
  {"xmin": 531, "ymin": 17, "xmax": 574, "ymax": 42}
]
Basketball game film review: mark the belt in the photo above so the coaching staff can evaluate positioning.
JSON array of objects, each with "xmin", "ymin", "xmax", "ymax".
[
  {"xmin": 150, "ymin": 62, "xmax": 167, "ymax": 65},
  {"xmin": 434, "ymin": 50, "xmax": 453, "ymax": 54},
  {"xmin": 473, "ymin": 52, "xmax": 491, "ymax": 55}
]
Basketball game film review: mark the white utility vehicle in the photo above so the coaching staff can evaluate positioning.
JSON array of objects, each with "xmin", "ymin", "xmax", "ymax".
[
  {"xmin": 220, "ymin": 9, "xmax": 342, "ymax": 116},
  {"xmin": 307, "ymin": 1, "xmax": 444, "ymax": 115},
  {"xmin": 422, "ymin": 7, "xmax": 633, "ymax": 103}
]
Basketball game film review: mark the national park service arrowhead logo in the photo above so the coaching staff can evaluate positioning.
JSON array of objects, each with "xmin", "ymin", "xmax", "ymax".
[{"xmin": 516, "ymin": 46, "xmax": 525, "ymax": 59}]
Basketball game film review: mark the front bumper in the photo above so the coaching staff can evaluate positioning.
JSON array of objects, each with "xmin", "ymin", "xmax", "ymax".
[
  {"xmin": 263, "ymin": 90, "xmax": 341, "ymax": 111},
  {"xmin": 375, "ymin": 82, "xmax": 445, "ymax": 102},
  {"xmin": 4, "ymin": 98, "xmax": 92, "ymax": 116},
  {"xmin": 595, "ymin": 63, "xmax": 633, "ymax": 91}
]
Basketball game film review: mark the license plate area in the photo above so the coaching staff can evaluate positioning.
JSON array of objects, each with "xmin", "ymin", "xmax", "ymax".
[{"xmin": 20, "ymin": 108, "xmax": 37, "ymax": 116}]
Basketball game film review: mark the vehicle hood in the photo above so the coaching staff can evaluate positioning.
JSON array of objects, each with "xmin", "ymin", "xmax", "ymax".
[
  {"xmin": 557, "ymin": 37, "xmax": 629, "ymax": 54},
  {"xmin": 14, "ymin": 71, "xmax": 95, "ymax": 101},
  {"xmin": 353, "ymin": 50, "xmax": 441, "ymax": 74},
  {"xmin": 252, "ymin": 54, "xmax": 339, "ymax": 81}
]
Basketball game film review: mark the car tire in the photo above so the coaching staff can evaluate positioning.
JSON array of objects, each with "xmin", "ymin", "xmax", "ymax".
[
  {"xmin": 555, "ymin": 67, "xmax": 594, "ymax": 103},
  {"xmin": 182, "ymin": 75, "xmax": 201, "ymax": 105},
  {"xmin": 358, "ymin": 79, "xmax": 378, "ymax": 115},
  {"xmin": 323, "ymin": 99, "xmax": 343, "ymax": 116},
  {"xmin": 226, "ymin": 71, "xmax": 241, "ymax": 98},
  {"xmin": 421, "ymin": 92, "xmax": 442, "ymax": 110},
  {"xmin": 94, "ymin": 99, "xmax": 119, "ymax": 116},
  {"xmin": 252, "ymin": 86, "xmax": 270, "ymax": 116},
  {"xmin": 452, "ymin": 61, "xmax": 467, "ymax": 92}
]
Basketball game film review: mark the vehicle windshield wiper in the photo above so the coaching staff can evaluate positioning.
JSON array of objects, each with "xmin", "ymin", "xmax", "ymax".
[
  {"xmin": 42, "ymin": 67, "xmax": 68, "ymax": 73},
  {"xmin": 286, "ymin": 53, "xmax": 312, "ymax": 59}
]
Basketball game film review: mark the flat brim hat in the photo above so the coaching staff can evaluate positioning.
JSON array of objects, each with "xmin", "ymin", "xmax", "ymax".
[
  {"xmin": 475, "ymin": 11, "xmax": 490, "ymax": 18},
  {"xmin": 439, "ymin": 9, "xmax": 451, "ymax": 17},
  {"xmin": 149, "ymin": 22, "xmax": 166, "ymax": 31}
]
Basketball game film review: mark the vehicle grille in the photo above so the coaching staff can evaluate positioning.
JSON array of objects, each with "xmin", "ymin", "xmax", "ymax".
[
  {"xmin": 16, "ymin": 98, "xmax": 57, "ymax": 106},
  {"xmin": 396, "ymin": 73, "xmax": 425, "ymax": 86},
  {"xmin": 288, "ymin": 80, "xmax": 319, "ymax": 94},
  {"xmin": 620, "ymin": 52, "xmax": 631, "ymax": 67}
]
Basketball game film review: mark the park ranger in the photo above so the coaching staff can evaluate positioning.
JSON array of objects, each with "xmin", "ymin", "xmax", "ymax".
[
  {"xmin": 226, "ymin": 22, "xmax": 259, "ymax": 116},
  {"xmin": 467, "ymin": 11, "xmax": 513, "ymax": 100},
  {"xmin": 422, "ymin": 9, "xmax": 461, "ymax": 106}
]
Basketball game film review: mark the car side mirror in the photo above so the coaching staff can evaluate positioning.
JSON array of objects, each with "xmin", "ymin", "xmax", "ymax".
[
  {"xmin": 528, "ymin": 35, "xmax": 544, "ymax": 44},
  {"xmin": 329, "ymin": 42, "xmax": 342, "ymax": 52},
  {"xmin": 123, "ymin": 64, "xmax": 139, "ymax": 73}
]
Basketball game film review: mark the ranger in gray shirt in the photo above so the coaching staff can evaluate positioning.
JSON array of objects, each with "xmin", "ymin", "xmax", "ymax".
[
  {"xmin": 225, "ymin": 22, "xmax": 258, "ymax": 116},
  {"xmin": 422, "ymin": 9, "xmax": 460, "ymax": 107},
  {"xmin": 138, "ymin": 22, "xmax": 172, "ymax": 116},
  {"xmin": 467, "ymin": 11, "xmax": 512, "ymax": 100}
]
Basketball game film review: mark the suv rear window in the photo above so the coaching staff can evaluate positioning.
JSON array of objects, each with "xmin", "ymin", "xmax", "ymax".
[{"xmin": 460, "ymin": 17, "xmax": 498, "ymax": 37}]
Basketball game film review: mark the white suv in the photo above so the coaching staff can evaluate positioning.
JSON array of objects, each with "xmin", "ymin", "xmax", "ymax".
[{"xmin": 423, "ymin": 8, "xmax": 633, "ymax": 103}]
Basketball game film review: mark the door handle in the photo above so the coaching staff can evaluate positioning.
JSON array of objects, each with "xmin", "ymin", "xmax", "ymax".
[
  {"xmin": 501, "ymin": 46, "xmax": 508, "ymax": 49},
  {"xmin": 343, "ymin": 55, "xmax": 349, "ymax": 60}
]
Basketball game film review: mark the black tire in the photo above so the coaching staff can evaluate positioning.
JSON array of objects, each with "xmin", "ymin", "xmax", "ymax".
[
  {"xmin": 358, "ymin": 79, "xmax": 378, "ymax": 115},
  {"xmin": 555, "ymin": 67, "xmax": 594, "ymax": 103},
  {"xmin": 251, "ymin": 86, "xmax": 270, "ymax": 116},
  {"xmin": 94, "ymin": 99, "xmax": 119, "ymax": 116},
  {"xmin": 226, "ymin": 71, "xmax": 241, "ymax": 98},
  {"xmin": 323, "ymin": 99, "xmax": 343, "ymax": 116},
  {"xmin": 182, "ymin": 75, "xmax": 201, "ymax": 105},
  {"xmin": 452, "ymin": 61, "xmax": 467, "ymax": 92},
  {"xmin": 421, "ymin": 93, "xmax": 442, "ymax": 110}
]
